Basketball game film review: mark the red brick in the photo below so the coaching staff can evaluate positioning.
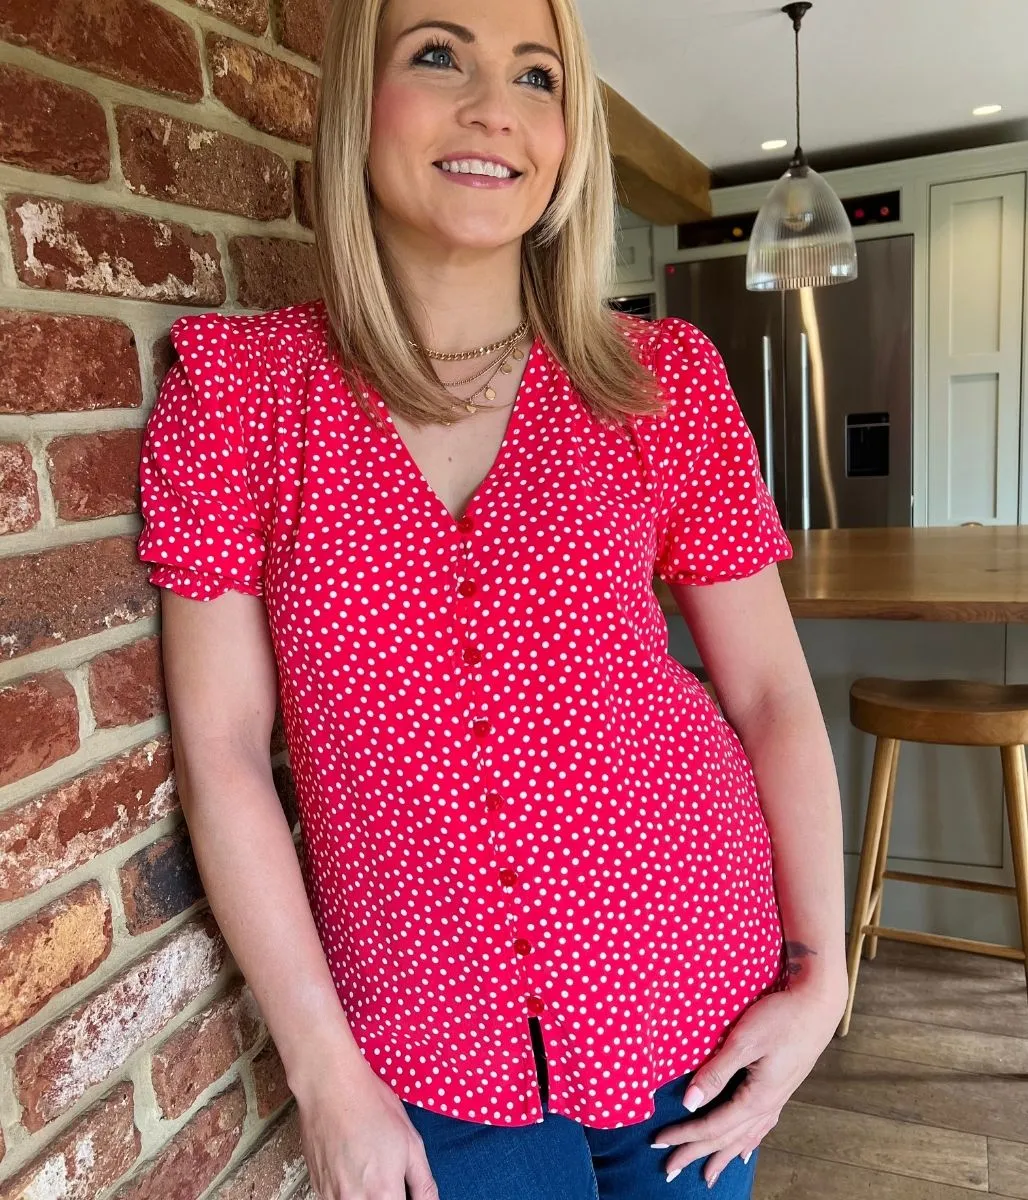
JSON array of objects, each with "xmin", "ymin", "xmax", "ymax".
[
  {"xmin": 0, "ymin": 736, "xmax": 174, "ymax": 903},
  {"xmin": 0, "ymin": 1082, "xmax": 139, "ymax": 1200},
  {"xmin": 0, "ymin": 63, "xmax": 108, "ymax": 182},
  {"xmin": 0, "ymin": 535, "xmax": 156, "ymax": 661},
  {"xmin": 89, "ymin": 636, "xmax": 166, "ymax": 728},
  {"xmin": 6, "ymin": 195, "xmax": 225, "ymax": 305},
  {"xmin": 47, "ymin": 428, "xmax": 143, "ymax": 521},
  {"xmin": 0, "ymin": 671, "xmax": 79, "ymax": 788},
  {"xmin": 151, "ymin": 979, "xmax": 262, "ymax": 1119},
  {"xmin": 211, "ymin": 1106, "xmax": 303, "ymax": 1200},
  {"xmin": 0, "ymin": 441, "xmax": 40, "ymax": 534},
  {"xmin": 112, "ymin": 1082, "xmax": 245, "ymax": 1200},
  {"xmin": 230, "ymin": 236, "xmax": 319, "ymax": 310},
  {"xmin": 16, "ymin": 914, "xmax": 226, "ymax": 1131},
  {"xmin": 294, "ymin": 160, "xmax": 313, "ymax": 229},
  {"xmin": 0, "ymin": 882, "xmax": 112, "ymax": 1038},
  {"xmin": 277, "ymin": 0, "xmax": 328, "ymax": 63},
  {"xmin": 0, "ymin": 310, "xmax": 141, "ymax": 415},
  {"xmin": 120, "ymin": 825, "xmax": 203, "ymax": 934},
  {"xmin": 251, "ymin": 1038, "xmax": 291, "ymax": 1118},
  {"xmin": 116, "ymin": 106, "xmax": 291, "ymax": 221},
  {"xmin": 0, "ymin": 0, "xmax": 203, "ymax": 101},
  {"xmin": 207, "ymin": 34, "xmax": 318, "ymax": 145},
  {"xmin": 182, "ymin": 0, "xmax": 269, "ymax": 38}
]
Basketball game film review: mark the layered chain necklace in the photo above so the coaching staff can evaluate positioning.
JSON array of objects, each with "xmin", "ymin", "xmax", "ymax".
[{"xmin": 409, "ymin": 319, "xmax": 530, "ymax": 419}]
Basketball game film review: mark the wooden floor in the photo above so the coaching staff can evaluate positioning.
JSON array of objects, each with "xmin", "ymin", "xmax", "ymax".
[{"xmin": 753, "ymin": 940, "xmax": 1028, "ymax": 1198}]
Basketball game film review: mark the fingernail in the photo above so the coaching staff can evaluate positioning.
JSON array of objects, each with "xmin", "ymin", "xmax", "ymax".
[
  {"xmin": 651, "ymin": 1142, "xmax": 670, "ymax": 1149},
  {"xmin": 666, "ymin": 1168, "xmax": 681, "ymax": 1183},
  {"xmin": 742, "ymin": 1150, "xmax": 752, "ymax": 1165},
  {"xmin": 707, "ymin": 1174, "xmax": 719, "ymax": 1190},
  {"xmin": 683, "ymin": 1085, "xmax": 704, "ymax": 1112}
]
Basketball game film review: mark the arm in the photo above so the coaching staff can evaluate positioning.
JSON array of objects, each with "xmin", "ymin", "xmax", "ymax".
[
  {"xmin": 669, "ymin": 564, "xmax": 848, "ymax": 1001},
  {"xmin": 159, "ymin": 587, "xmax": 365, "ymax": 1098}
]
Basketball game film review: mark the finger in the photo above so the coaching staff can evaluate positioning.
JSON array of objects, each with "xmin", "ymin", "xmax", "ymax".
[
  {"xmin": 664, "ymin": 1115, "xmax": 767, "ymax": 1179},
  {"xmin": 682, "ymin": 1029, "xmax": 761, "ymax": 1111},
  {"xmin": 655, "ymin": 1082, "xmax": 765, "ymax": 1148},
  {"xmin": 701, "ymin": 1140, "xmax": 755, "ymax": 1188},
  {"xmin": 406, "ymin": 1147, "xmax": 439, "ymax": 1200}
]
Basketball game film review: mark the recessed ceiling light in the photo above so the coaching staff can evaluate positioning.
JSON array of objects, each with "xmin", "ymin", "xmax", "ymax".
[
  {"xmin": 973, "ymin": 104, "xmax": 1003, "ymax": 116},
  {"xmin": 762, "ymin": 139, "xmax": 788, "ymax": 151}
]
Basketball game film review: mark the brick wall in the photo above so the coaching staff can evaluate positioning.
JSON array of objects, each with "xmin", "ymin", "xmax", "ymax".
[{"xmin": 0, "ymin": 1, "xmax": 324, "ymax": 1196}]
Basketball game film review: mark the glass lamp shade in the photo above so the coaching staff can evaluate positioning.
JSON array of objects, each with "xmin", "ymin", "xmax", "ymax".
[{"xmin": 745, "ymin": 160, "xmax": 858, "ymax": 291}]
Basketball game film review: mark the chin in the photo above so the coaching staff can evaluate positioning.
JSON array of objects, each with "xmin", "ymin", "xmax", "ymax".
[{"xmin": 430, "ymin": 218, "xmax": 532, "ymax": 253}]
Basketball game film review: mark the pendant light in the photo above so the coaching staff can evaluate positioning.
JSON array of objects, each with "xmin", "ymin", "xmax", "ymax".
[{"xmin": 745, "ymin": 2, "xmax": 857, "ymax": 291}]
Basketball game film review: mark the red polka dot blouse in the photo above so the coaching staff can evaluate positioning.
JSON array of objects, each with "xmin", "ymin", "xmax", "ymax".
[{"xmin": 136, "ymin": 298, "xmax": 794, "ymax": 1130}]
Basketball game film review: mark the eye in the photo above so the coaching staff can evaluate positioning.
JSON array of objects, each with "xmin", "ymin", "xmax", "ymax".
[
  {"xmin": 411, "ymin": 38, "xmax": 457, "ymax": 69},
  {"xmin": 519, "ymin": 64, "xmax": 558, "ymax": 93}
]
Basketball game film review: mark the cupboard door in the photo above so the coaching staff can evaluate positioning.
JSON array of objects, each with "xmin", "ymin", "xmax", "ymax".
[{"xmin": 927, "ymin": 173, "xmax": 1026, "ymax": 525}]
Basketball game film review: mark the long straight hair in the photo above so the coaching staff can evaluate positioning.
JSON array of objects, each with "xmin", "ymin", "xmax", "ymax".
[{"xmin": 310, "ymin": 0, "xmax": 664, "ymax": 428}]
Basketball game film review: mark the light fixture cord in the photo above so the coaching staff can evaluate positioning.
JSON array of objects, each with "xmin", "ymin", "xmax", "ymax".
[{"xmin": 793, "ymin": 18, "xmax": 802, "ymax": 153}]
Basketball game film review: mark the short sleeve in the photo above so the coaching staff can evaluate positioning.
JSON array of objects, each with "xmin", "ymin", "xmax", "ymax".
[
  {"xmin": 136, "ymin": 313, "xmax": 267, "ymax": 601},
  {"xmin": 649, "ymin": 317, "xmax": 793, "ymax": 586}
]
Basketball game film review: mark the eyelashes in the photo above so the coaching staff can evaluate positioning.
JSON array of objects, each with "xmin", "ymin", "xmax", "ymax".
[{"xmin": 409, "ymin": 37, "xmax": 560, "ymax": 93}]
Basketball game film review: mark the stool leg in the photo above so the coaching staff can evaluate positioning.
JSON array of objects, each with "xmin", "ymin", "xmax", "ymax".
[
  {"xmin": 866, "ymin": 740, "xmax": 900, "ymax": 962},
  {"xmin": 839, "ymin": 735, "xmax": 897, "ymax": 1038},
  {"xmin": 1000, "ymin": 744, "xmax": 1028, "ymax": 1000}
]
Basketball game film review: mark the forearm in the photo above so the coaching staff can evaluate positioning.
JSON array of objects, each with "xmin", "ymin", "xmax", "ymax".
[
  {"xmin": 730, "ymin": 684, "xmax": 848, "ymax": 995},
  {"xmin": 175, "ymin": 751, "xmax": 365, "ymax": 1094}
]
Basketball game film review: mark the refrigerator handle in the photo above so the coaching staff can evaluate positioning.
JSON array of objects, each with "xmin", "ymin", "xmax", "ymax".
[
  {"xmin": 761, "ymin": 335, "xmax": 775, "ymax": 501},
  {"xmin": 800, "ymin": 329, "xmax": 811, "ymax": 530}
]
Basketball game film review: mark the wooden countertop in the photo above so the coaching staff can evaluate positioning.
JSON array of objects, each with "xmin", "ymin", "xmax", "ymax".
[{"xmin": 655, "ymin": 527, "xmax": 1028, "ymax": 622}]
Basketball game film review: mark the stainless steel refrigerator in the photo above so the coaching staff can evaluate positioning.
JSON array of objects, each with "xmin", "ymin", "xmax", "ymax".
[{"xmin": 664, "ymin": 234, "xmax": 914, "ymax": 529}]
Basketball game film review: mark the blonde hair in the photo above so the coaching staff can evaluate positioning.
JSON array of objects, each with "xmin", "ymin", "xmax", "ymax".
[{"xmin": 310, "ymin": 0, "xmax": 663, "ymax": 428}]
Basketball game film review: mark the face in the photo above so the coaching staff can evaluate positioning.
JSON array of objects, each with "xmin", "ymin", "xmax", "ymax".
[{"xmin": 368, "ymin": 0, "xmax": 567, "ymax": 255}]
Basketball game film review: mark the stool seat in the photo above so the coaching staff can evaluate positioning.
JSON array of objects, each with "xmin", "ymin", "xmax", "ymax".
[{"xmin": 850, "ymin": 678, "xmax": 1028, "ymax": 746}]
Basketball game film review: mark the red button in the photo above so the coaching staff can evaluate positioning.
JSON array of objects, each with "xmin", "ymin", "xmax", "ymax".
[
  {"xmin": 526, "ymin": 996, "xmax": 545, "ymax": 1016},
  {"xmin": 514, "ymin": 938, "xmax": 532, "ymax": 956},
  {"xmin": 462, "ymin": 645, "xmax": 482, "ymax": 665},
  {"xmin": 456, "ymin": 514, "xmax": 474, "ymax": 533},
  {"xmin": 498, "ymin": 868, "xmax": 518, "ymax": 888},
  {"xmin": 472, "ymin": 718, "xmax": 492, "ymax": 737},
  {"xmin": 485, "ymin": 791, "xmax": 504, "ymax": 811},
  {"xmin": 457, "ymin": 579, "xmax": 477, "ymax": 598}
]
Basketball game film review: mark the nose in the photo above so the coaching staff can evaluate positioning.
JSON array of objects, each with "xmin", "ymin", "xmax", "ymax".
[{"xmin": 456, "ymin": 65, "xmax": 515, "ymax": 135}]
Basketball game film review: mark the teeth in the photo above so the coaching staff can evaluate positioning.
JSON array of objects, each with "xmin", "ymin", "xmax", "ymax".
[{"xmin": 439, "ymin": 158, "xmax": 514, "ymax": 178}]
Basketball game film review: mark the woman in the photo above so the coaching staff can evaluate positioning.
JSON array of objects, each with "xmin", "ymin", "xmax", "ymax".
[{"xmin": 136, "ymin": 0, "xmax": 848, "ymax": 1196}]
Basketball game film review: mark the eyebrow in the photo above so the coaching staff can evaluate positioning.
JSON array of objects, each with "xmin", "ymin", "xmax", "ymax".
[{"xmin": 397, "ymin": 19, "xmax": 564, "ymax": 66}]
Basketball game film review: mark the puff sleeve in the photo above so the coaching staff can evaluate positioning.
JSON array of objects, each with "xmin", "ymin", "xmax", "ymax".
[
  {"xmin": 649, "ymin": 317, "xmax": 793, "ymax": 586},
  {"xmin": 136, "ymin": 313, "xmax": 267, "ymax": 600}
]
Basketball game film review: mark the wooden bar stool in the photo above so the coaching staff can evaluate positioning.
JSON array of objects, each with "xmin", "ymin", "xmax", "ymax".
[{"xmin": 839, "ymin": 677, "xmax": 1028, "ymax": 1037}]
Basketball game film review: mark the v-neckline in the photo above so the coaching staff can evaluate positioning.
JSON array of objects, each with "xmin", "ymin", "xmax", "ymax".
[{"xmin": 375, "ymin": 334, "xmax": 543, "ymax": 530}]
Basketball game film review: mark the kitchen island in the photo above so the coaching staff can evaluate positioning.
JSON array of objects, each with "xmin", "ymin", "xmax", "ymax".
[{"xmin": 656, "ymin": 525, "xmax": 1028, "ymax": 950}]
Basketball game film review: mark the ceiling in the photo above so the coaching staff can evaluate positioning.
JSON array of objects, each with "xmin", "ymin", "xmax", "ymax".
[{"xmin": 583, "ymin": 0, "xmax": 1028, "ymax": 184}]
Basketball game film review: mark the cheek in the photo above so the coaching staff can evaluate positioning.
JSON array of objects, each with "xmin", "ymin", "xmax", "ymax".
[{"xmin": 369, "ymin": 78, "xmax": 433, "ymax": 171}]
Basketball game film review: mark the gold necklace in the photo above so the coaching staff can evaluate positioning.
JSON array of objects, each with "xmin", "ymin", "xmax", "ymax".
[
  {"xmin": 411, "ymin": 319, "xmax": 529, "ymax": 362},
  {"xmin": 449, "ymin": 337, "xmax": 527, "ymax": 415}
]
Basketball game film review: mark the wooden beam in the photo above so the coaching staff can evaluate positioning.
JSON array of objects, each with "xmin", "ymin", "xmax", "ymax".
[{"xmin": 601, "ymin": 81, "xmax": 711, "ymax": 226}]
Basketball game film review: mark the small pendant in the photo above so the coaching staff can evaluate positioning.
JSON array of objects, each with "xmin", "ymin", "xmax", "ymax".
[
  {"xmin": 500, "ymin": 360, "xmax": 513, "ymax": 373},
  {"xmin": 512, "ymin": 348, "xmax": 524, "ymax": 360},
  {"xmin": 464, "ymin": 401, "xmax": 478, "ymax": 414},
  {"xmin": 484, "ymin": 387, "xmax": 496, "ymax": 401}
]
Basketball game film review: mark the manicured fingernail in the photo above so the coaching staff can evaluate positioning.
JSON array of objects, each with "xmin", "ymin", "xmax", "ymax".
[
  {"xmin": 707, "ymin": 1172, "xmax": 719, "ymax": 1189},
  {"xmin": 666, "ymin": 1168, "xmax": 681, "ymax": 1183},
  {"xmin": 683, "ymin": 1085, "xmax": 704, "ymax": 1112},
  {"xmin": 742, "ymin": 1150, "xmax": 752, "ymax": 1165},
  {"xmin": 651, "ymin": 1142, "xmax": 670, "ymax": 1149}
]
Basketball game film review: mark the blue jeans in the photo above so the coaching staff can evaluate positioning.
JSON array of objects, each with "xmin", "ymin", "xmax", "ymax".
[{"xmin": 402, "ymin": 1025, "xmax": 757, "ymax": 1199}]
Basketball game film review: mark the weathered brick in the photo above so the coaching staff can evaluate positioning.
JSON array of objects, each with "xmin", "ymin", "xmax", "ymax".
[
  {"xmin": 277, "ymin": 0, "xmax": 328, "ymax": 63},
  {"xmin": 0, "ymin": 63, "xmax": 109, "ymax": 182},
  {"xmin": 15, "ymin": 914, "xmax": 226, "ymax": 1131},
  {"xmin": 211, "ymin": 1106, "xmax": 304, "ymax": 1200},
  {"xmin": 6, "ymin": 195, "xmax": 225, "ymax": 305},
  {"xmin": 251, "ymin": 1039, "xmax": 290, "ymax": 1118},
  {"xmin": 120, "ymin": 825, "xmax": 203, "ymax": 934},
  {"xmin": 294, "ymin": 160, "xmax": 313, "ymax": 229},
  {"xmin": 89, "ymin": 636, "xmax": 166, "ymax": 728},
  {"xmin": 112, "ymin": 1082, "xmax": 246, "ymax": 1200},
  {"xmin": 182, "ymin": 0, "xmax": 269, "ymax": 38},
  {"xmin": 0, "ymin": 535, "xmax": 155, "ymax": 661},
  {"xmin": 0, "ymin": 671, "xmax": 79, "ymax": 788},
  {"xmin": 0, "ymin": 310, "xmax": 141, "ymax": 415},
  {"xmin": 0, "ymin": 1082, "xmax": 139, "ymax": 1200},
  {"xmin": 0, "ymin": 441, "xmax": 40, "ymax": 534},
  {"xmin": 151, "ymin": 979, "xmax": 262, "ymax": 1119},
  {"xmin": 0, "ymin": 736, "xmax": 174, "ymax": 903},
  {"xmin": 230, "ymin": 236, "xmax": 319, "ymax": 310},
  {"xmin": 47, "ymin": 428, "xmax": 143, "ymax": 521},
  {"xmin": 0, "ymin": 882, "xmax": 112, "ymax": 1038},
  {"xmin": 116, "ymin": 106, "xmax": 291, "ymax": 221},
  {"xmin": 272, "ymin": 762, "xmax": 297, "ymax": 828},
  {"xmin": 207, "ymin": 34, "xmax": 318, "ymax": 146},
  {"xmin": 0, "ymin": 0, "xmax": 203, "ymax": 101}
]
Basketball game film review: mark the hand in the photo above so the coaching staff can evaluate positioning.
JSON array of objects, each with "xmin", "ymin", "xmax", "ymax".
[{"xmin": 650, "ymin": 977, "xmax": 847, "ymax": 1188}]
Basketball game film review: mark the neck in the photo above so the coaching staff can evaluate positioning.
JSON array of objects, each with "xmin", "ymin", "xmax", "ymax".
[{"xmin": 378, "ymin": 217, "xmax": 526, "ymax": 355}]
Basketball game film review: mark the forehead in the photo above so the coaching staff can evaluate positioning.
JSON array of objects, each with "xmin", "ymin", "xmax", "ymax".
[{"xmin": 379, "ymin": 0, "xmax": 560, "ymax": 47}]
